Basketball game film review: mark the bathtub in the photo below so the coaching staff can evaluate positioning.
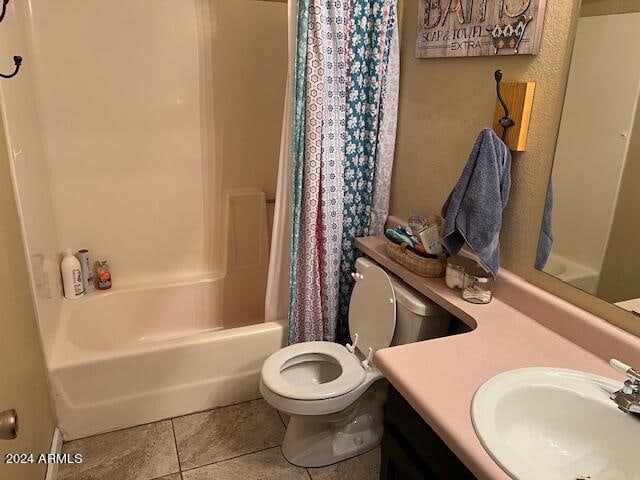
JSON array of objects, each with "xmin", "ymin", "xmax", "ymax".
[
  {"xmin": 543, "ymin": 252, "xmax": 600, "ymax": 294},
  {"xmin": 48, "ymin": 277, "xmax": 285, "ymax": 440}
]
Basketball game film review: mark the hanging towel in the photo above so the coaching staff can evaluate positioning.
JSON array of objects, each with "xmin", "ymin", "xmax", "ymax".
[
  {"xmin": 535, "ymin": 182, "xmax": 554, "ymax": 270},
  {"xmin": 441, "ymin": 128, "xmax": 512, "ymax": 278}
]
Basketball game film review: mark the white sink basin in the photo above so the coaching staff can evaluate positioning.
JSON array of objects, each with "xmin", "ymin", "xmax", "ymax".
[{"xmin": 472, "ymin": 368, "xmax": 640, "ymax": 480}]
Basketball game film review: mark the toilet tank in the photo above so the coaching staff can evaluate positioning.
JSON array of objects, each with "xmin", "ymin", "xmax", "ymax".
[{"xmin": 388, "ymin": 274, "xmax": 451, "ymax": 345}]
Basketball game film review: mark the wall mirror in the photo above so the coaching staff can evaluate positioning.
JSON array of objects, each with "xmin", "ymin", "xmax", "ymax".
[{"xmin": 536, "ymin": 0, "xmax": 640, "ymax": 315}]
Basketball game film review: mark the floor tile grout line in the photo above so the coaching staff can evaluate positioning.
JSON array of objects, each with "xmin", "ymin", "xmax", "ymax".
[
  {"xmin": 171, "ymin": 396, "xmax": 263, "ymax": 423},
  {"xmin": 170, "ymin": 418, "xmax": 183, "ymax": 475},
  {"xmin": 62, "ymin": 417, "xmax": 176, "ymax": 446},
  {"xmin": 149, "ymin": 474, "xmax": 182, "ymax": 480},
  {"xmin": 179, "ymin": 444, "xmax": 282, "ymax": 474}
]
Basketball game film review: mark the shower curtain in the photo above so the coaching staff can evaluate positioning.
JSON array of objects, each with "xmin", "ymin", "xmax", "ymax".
[
  {"xmin": 265, "ymin": 0, "xmax": 297, "ymax": 324},
  {"xmin": 266, "ymin": 0, "xmax": 400, "ymax": 345}
]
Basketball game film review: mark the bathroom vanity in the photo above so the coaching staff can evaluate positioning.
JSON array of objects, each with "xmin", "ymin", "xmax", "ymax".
[
  {"xmin": 357, "ymin": 235, "xmax": 640, "ymax": 480},
  {"xmin": 381, "ymin": 386, "xmax": 475, "ymax": 479}
]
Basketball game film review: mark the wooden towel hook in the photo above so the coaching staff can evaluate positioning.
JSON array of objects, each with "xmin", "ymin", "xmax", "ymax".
[{"xmin": 492, "ymin": 70, "xmax": 536, "ymax": 152}]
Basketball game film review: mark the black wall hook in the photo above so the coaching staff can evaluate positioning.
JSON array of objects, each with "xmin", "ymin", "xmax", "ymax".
[
  {"xmin": 0, "ymin": 0, "xmax": 22, "ymax": 80},
  {"xmin": 0, "ymin": 0, "xmax": 10, "ymax": 24},
  {"xmin": 0, "ymin": 55, "xmax": 22, "ymax": 79},
  {"xmin": 495, "ymin": 69, "xmax": 514, "ymax": 140}
]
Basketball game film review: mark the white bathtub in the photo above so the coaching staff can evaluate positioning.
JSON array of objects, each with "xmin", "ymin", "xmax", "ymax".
[
  {"xmin": 543, "ymin": 252, "xmax": 600, "ymax": 294},
  {"xmin": 48, "ymin": 277, "xmax": 285, "ymax": 440}
]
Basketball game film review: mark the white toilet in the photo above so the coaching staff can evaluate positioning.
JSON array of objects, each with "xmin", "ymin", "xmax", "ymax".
[{"xmin": 260, "ymin": 258, "xmax": 451, "ymax": 467}]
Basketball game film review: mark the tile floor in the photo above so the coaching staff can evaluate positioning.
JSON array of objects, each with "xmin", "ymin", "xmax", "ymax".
[{"xmin": 57, "ymin": 398, "xmax": 381, "ymax": 480}]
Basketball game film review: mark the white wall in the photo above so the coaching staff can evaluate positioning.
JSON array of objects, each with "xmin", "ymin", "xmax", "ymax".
[
  {"xmin": 25, "ymin": 0, "xmax": 209, "ymax": 285},
  {"xmin": 550, "ymin": 12, "xmax": 640, "ymax": 274},
  {"xmin": 0, "ymin": 1, "xmax": 62, "ymax": 357}
]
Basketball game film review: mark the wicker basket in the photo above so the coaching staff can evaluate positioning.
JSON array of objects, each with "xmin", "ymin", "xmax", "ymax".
[{"xmin": 386, "ymin": 242, "xmax": 446, "ymax": 278}]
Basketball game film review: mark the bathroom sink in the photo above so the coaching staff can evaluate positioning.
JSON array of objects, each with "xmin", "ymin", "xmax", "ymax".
[{"xmin": 472, "ymin": 368, "xmax": 640, "ymax": 480}]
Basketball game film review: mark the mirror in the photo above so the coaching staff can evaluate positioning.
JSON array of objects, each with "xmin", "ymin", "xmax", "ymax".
[{"xmin": 536, "ymin": 1, "xmax": 640, "ymax": 315}]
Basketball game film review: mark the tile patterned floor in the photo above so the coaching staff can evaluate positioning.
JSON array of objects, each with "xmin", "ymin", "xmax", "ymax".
[{"xmin": 57, "ymin": 399, "xmax": 381, "ymax": 480}]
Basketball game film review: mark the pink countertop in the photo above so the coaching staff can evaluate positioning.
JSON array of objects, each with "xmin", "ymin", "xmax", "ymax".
[{"xmin": 358, "ymin": 236, "xmax": 640, "ymax": 480}]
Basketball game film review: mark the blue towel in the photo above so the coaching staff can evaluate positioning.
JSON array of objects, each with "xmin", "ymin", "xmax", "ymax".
[
  {"xmin": 535, "ymin": 182, "xmax": 554, "ymax": 270},
  {"xmin": 441, "ymin": 129, "xmax": 512, "ymax": 278}
]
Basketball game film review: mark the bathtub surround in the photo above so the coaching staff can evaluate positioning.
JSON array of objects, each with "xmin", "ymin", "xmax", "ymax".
[
  {"xmin": 206, "ymin": 0, "xmax": 288, "ymax": 269},
  {"xmin": 1, "ymin": 0, "xmax": 287, "ymax": 287},
  {"xmin": 598, "ymin": 96, "xmax": 640, "ymax": 303},
  {"xmin": 266, "ymin": 0, "xmax": 297, "ymax": 324},
  {"xmin": 57, "ymin": 399, "xmax": 380, "ymax": 480},
  {"xmin": 288, "ymin": 0, "xmax": 400, "ymax": 344}
]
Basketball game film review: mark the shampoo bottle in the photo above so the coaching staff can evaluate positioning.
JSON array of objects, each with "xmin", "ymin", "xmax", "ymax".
[
  {"xmin": 61, "ymin": 249, "xmax": 84, "ymax": 300},
  {"xmin": 76, "ymin": 249, "xmax": 95, "ymax": 294}
]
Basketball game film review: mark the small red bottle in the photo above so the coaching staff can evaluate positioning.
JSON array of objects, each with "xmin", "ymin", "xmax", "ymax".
[{"xmin": 95, "ymin": 260, "xmax": 112, "ymax": 290}]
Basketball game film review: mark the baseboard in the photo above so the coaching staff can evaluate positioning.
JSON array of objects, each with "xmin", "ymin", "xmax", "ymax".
[{"xmin": 45, "ymin": 428, "xmax": 63, "ymax": 480}]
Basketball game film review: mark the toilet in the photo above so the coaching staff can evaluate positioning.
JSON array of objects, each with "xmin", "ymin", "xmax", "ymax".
[{"xmin": 260, "ymin": 258, "xmax": 451, "ymax": 467}]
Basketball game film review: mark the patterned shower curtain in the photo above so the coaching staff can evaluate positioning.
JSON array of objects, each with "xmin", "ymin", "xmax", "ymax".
[{"xmin": 288, "ymin": 0, "xmax": 399, "ymax": 344}]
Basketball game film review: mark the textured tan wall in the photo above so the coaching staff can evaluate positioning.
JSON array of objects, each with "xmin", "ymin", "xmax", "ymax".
[
  {"xmin": 0, "ymin": 107, "xmax": 54, "ymax": 478},
  {"xmin": 390, "ymin": 0, "xmax": 640, "ymax": 336},
  {"xmin": 597, "ymin": 95, "xmax": 640, "ymax": 303},
  {"xmin": 581, "ymin": 0, "xmax": 640, "ymax": 16}
]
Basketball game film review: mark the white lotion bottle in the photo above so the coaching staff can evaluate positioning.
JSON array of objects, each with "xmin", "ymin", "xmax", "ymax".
[{"xmin": 61, "ymin": 249, "xmax": 84, "ymax": 300}]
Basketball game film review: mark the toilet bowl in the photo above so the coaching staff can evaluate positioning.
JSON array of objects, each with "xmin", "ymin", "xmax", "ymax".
[{"xmin": 260, "ymin": 258, "xmax": 451, "ymax": 467}]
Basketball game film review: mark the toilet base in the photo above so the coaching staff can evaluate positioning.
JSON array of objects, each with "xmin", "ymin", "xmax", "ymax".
[{"xmin": 280, "ymin": 382, "xmax": 386, "ymax": 468}]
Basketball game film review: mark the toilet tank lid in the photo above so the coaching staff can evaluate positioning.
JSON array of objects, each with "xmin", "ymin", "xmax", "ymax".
[{"xmin": 388, "ymin": 273, "xmax": 448, "ymax": 317}]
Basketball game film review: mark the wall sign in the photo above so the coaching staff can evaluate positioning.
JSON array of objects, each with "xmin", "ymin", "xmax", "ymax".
[{"xmin": 416, "ymin": 0, "xmax": 546, "ymax": 58}]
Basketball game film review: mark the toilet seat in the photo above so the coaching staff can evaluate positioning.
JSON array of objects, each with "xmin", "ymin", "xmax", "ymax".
[
  {"xmin": 348, "ymin": 259, "xmax": 397, "ymax": 358},
  {"xmin": 262, "ymin": 260, "xmax": 399, "ymax": 402},
  {"xmin": 261, "ymin": 342, "xmax": 366, "ymax": 401}
]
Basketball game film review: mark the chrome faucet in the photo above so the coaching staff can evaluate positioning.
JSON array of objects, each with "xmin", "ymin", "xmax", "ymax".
[{"xmin": 609, "ymin": 359, "xmax": 640, "ymax": 415}]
